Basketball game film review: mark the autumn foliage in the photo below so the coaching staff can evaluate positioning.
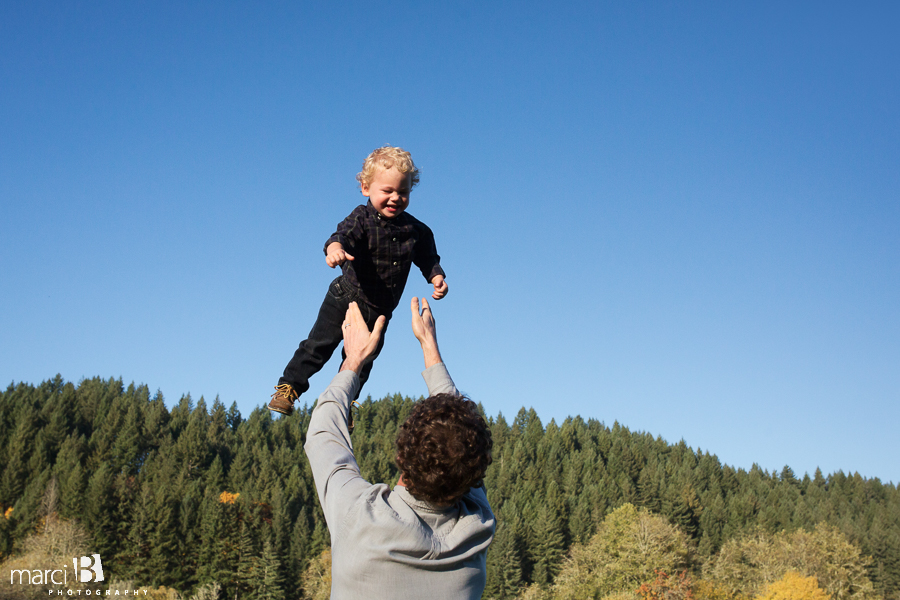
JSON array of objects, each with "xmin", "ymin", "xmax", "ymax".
[
  {"xmin": 637, "ymin": 570, "xmax": 694, "ymax": 600},
  {"xmin": 756, "ymin": 572, "xmax": 829, "ymax": 600}
]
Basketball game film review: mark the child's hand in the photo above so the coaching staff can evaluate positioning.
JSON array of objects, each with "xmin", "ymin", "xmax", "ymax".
[
  {"xmin": 326, "ymin": 243, "xmax": 355, "ymax": 268},
  {"xmin": 431, "ymin": 275, "xmax": 448, "ymax": 300}
]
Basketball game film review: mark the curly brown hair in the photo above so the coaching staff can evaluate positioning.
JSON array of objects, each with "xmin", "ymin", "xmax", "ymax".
[{"xmin": 395, "ymin": 394, "xmax": 493, "ymax": 505}]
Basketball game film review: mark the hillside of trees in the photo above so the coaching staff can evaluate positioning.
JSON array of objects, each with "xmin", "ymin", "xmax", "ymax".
[{"xmin": 1, "ymin": 375, "xmax": 898, "ymax": 599}]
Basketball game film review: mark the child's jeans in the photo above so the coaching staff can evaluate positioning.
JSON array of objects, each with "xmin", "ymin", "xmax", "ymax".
[{"xmin": 280, "ymin": 276, "xmax": 390, "ymax": 399}]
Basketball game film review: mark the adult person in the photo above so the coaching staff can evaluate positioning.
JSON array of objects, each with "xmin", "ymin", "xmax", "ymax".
[{"xmin": 304, "ymin": 296, "xmax": 495, "ymax": 599}]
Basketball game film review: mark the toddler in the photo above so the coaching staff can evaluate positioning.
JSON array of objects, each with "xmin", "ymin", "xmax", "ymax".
[{"xmin": 269, "ymin": 146, "xmax": 447, "ymax": 416}]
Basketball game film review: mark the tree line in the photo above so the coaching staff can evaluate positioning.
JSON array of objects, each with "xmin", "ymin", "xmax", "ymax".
[{"xmin": 0, "ymin": 375, "xmax": 898, "ymax": 599}]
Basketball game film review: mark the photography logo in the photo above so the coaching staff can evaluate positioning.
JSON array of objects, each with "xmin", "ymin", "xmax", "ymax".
[
  {"xmin": 8, "ymin": 553, "xmax": 103, "ymax": 586},
  {"xmin": 74, "ymin": 554, "xmax": 104, "ymax": 583}
]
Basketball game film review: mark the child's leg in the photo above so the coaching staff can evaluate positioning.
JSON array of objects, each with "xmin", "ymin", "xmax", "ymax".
[
  {"xmin": 340, "ymin": 303, "xmax": 391, "ymax": 399},
  {"xmin": 279, "ymin": 277, "xmax": 352, "ymax": 396}
]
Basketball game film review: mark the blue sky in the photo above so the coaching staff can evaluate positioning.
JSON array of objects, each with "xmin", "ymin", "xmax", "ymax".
[{"xmin": 2, "ymin": 1, "xmax": 898, "ymax": 484}]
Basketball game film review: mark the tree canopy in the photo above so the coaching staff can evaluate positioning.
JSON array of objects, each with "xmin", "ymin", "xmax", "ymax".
[{"xmin": 1, "ymin": 376, "xmax": 898, "ymax": 599}]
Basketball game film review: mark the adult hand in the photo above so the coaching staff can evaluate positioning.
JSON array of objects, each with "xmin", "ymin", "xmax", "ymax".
[
  {"xmin": 431, "ymin": 275, "xmax": 448, "ymax": 300},
  {"xmin": 340, "ymin": 302, "xmax": 386, "ymax": 374},
  {"xmin": 411, "ymin": 297, "xmax": 442, "ymax": 368},
  {"xmin": 326, "ymin": 242, "xmax": 355, "ymax": 268}
]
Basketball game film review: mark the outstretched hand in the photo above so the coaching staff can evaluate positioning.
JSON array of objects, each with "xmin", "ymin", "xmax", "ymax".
[
  {"xmin": 325, "ymin": 242, "xmax": 355, "ymax": 268},
  {"xmin": 340, "ymin": 302, "xmax": 386, "ymax": 374},
  {"xmin": 326, "ymin": 249, "xmax": 355, "ymax": 268},
  {"xmin": 411, "ymin": 297, "xmax": 442, "ymax": 368}
]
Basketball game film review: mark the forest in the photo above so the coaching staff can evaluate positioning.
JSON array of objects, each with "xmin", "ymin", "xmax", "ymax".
[{"xmin": 1, "ymin": 375, "xmax": 898, "ymax": 599}]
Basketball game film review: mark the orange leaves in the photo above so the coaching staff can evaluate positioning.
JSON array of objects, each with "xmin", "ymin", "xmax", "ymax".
[
  {"xmin": 637, "ymin": 570, "xmax": 694, "ymax": 600},
  {"xmin": 218, "ymin": 491, "xmax": 240, "ymax": 504}
]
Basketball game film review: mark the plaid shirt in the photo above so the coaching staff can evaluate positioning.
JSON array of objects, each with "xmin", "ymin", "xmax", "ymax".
[{"xmin": 325, "ymin": 201, "xmax": 445, "ymax": 313}]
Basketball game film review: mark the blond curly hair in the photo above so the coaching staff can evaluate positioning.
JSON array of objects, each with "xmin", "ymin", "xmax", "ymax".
[{"xmin": 356, "ymin": 145, "xmax": 420, "ymax": 189}]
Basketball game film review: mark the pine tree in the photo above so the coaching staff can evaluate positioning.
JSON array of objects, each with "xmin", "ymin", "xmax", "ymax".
[
  {"xmin": 227, "ymin": 402, "xmax": 243, "ymax": 432},
  {"xmin": 256, "ymin": 540, "xmax": 285, "ymax": 600},
  {"xmin": 864, "ymin": 513, "xmax": 900, "ymax": 600},
  {"xmin": 122, "ymin": 480, "xmax": 155, "ymax": 586},
  {"xmin": 147, "ymin": 488, "xmax": 182, "ymax": 589},
  {"xmin": 698, "ymin": 492, "xmax": 727, "ymax": 556},
  {"xmin": 485, "ymin": 503, "xmax": 525, "ymax": 599},
  {"xmin": 290, "ymin": 506, "xmax": 313, "ymax": 583},
  {"xmin": 1, "ymin": 412, "xmax": 38, "ymax": 502},
  {"xmin": 637, "ymin": 463, "xmax": 663, "ymax": 513},
  {"xmin": 529, "ymin": 483, "xmax": 567, "ymax": 586},
  {"xmin": 82, "ymin": 461, "xmax": 117, "ymax": 556},
  {"xmin": 486, "ymin": 520, "xmax": 524, "ymax": 599},
  {"xmin": 53, "ymin": 434, "xmax": 87, "ymax": 518},
  {"xmin": 235, "ymin": 520, "xmax": 258, "ymax": 599},
  {"xmin": 111, "ymin": 402, "xmax": 145, "ymax": 475},
  {"xmin": 2, "ymin": 377, "xmax": 900, "ymax": 599}
]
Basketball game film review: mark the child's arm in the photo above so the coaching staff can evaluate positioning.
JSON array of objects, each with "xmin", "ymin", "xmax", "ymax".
[
  {"xmin": 412, "ymin": 222, "xmax": 448, "ymax": 299},
  {"xmin": 325, "ymin": 242, "xmax": 355, "ymax": 268},
  {"xmin": 324, "ymin": 207, "xmax": 366, "ymax": 268}
]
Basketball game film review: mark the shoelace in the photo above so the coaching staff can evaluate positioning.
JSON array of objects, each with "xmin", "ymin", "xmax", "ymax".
[{"xmin": 271, "ymin": 383, "xmax": 298, "ymax": 402}]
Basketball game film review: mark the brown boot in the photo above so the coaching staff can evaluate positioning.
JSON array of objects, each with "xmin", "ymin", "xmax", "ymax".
[{"xmin": 268, "ymin": 383, "xmax": 298, "ymax": 416}]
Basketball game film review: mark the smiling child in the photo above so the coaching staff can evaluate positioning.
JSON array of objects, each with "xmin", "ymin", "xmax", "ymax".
[{"xmin": 269, "ymin": 146, "xmax": 447, "ymax": 416}]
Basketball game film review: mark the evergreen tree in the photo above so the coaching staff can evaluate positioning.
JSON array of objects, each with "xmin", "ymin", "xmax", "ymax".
[
  {"xmin": 53, "ymin": 434, "xmax": 87, "ymax": 518},
  {"xmin": 122, "ymin": 480, "xmax": 155, "ymax": 586},
  {"xmin": 256, "ymin": 540, "xmax": 285, "ymax": 600},
  {"xmin": 82, "ymin": 461, "xmax": 117, "ymax": 556},
  {"xmin": 529, "ymin": 483, "xmax": 567, "ymax": 586},
  {"xmin": 637, "ymin": 462, "xmax": 663, "ymax": 513},
  {"xmin": 290, "ymin": 506, "xmax": 313, "ymax": 583},
  {"xmin": 485, "ymin": 517, "xmax": 525, "ymax": 599},
  {"xmin": 2, "ymin": 374, "xmax": 900, "ymax": 599},
  {"xmin": 147, "ymin": 488, "xmax": 182, "ymax": 589},
  {"xmin": 235, "ymin": 520, "xmax": 259, "ymax": 598},
  {"xmin": 111, "ymin": 402, "xmax": 145, "ymax": 475},
  {"xmin": 1, "ymin": 412, "xmax": 38, "ymax": 502}
]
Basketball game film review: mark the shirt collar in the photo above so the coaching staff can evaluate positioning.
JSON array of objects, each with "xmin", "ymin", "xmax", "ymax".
[
  {"xmin": 393, "ymin": 484, "xmax": 454, "ymax": 513},
  {"xmin": 365, "ymin": 200, "xmax": 408, "ymax": 225}
]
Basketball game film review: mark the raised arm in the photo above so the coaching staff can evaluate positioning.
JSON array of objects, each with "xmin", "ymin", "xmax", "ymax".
[
  {"xmin": 340, "ymin": 302, "xmax": 386, "ymax": 374},
  {"xmin": 411, "ymin": 296, "xmax": 459, "ymax": 397},
  {"xmin": 304, "ymin": 303, "xmax": 386, "ymax": 528}
]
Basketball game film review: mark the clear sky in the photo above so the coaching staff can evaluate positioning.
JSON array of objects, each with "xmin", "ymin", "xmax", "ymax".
[{"xmin": 2, "ymin": 1, "xmax": 898, "ymax": 484}]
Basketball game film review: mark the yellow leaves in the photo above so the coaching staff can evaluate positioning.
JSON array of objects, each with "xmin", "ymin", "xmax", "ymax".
[
  {"xmin": 3, "ymin": 507, "xmax": 12, "ymax": 520},
  {"xmin": 551, "ymin": 504, "xmax": 694, "ymax": 600},
  {"xmin": 301, "ymin": 549, "xmax": 332, "ymax": 600},
  {"xmin": 755, "ymin": 572, "xmax": 828, "ymax": 600},
  {"xmin": 691, "ymin": 579, "xmax": 736, "ymax": 600},
  {"xmin": 218, "ymin": 491, "xmax": 240, "ymax": 504},
  {"xmin": 702, "ymin": 524, "xmax": 877, "ymax": 600}
]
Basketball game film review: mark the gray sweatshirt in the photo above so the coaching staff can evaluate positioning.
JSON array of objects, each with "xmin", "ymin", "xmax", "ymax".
[{"xmin": 304, "ymin": 363, "xmax": 496, "ymax": 599}]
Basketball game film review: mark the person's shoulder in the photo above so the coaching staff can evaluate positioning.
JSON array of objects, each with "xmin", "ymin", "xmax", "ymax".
[
  {"xmin": 401, "ymin": 212, "xmax": 437, "ymax": 234},
  {"xmin": 338, "ymin": 205, "xmax": 375, "ymax": 233},
  {"xmin": 463, "ymin": 485, "xmax": 490, "ymax": 504},
  {"xmin": 350, "ymin": 484, "xmax": 422, "ymax": 525},
  {"xmin": 334, "ymin": 204, "xmax": 367, "ymax": 228},
  {"xmin": 346, "ymin": 204, "xmax": 369, "ymax": 218},
  {"xmin": 460, "ymin": 486, "xmax": 493, "ymax": 514},
  {"xmin": 401, "ymin": 210, "xmax": 424, "ymax": 225}
]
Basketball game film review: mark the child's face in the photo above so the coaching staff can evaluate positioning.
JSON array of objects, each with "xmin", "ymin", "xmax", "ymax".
[{"xmin": 361, "ymin": 167, "xmax": 412, "ymax": 219}]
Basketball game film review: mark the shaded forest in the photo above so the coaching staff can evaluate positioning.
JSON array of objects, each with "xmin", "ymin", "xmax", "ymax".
[{"xmin": 1, "ymin": 375, "xmax": 898, "ymax": 599}]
